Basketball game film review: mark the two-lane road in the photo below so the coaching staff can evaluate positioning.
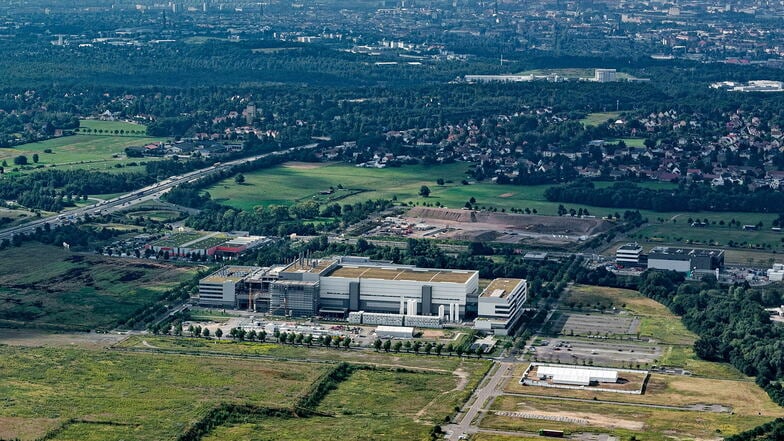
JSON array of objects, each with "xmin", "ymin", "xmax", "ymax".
[{"xmin": 0, "ymin": 143, "xmax": 319, "ymax": 241}]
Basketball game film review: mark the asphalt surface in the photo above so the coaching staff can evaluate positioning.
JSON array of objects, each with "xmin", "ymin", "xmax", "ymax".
[
  {"xmin": 445, "ymin": 361, "xmax": 512, "ymax": 440},
  {"xmin": 0, "ymin": 143, "xmax": 318, "ymax": 242}
]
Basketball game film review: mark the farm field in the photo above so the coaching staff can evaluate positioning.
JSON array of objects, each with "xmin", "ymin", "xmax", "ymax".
[
  {"xmin": 0, "ymin": 243, "xmax": 195, "ymax": 331},
  {"xmin": 0, "ymin": 345, "xmax": 325, "ymax": 441},
  {"xmin": 0, "ymin": 134, "xmax": 162, "ymax": 172}
]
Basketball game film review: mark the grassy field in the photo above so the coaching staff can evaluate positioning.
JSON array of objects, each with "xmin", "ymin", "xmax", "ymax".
[
  {"xmin": 579, "ymin": 111, "xmax": 621, "ymax": 126},
  {"xmin": 0, "ymin": 243, "xmax": 195, "ymax": 330},
  {"xmin": 115, "ymin": 335, "xmax": 490, "ymax": 441},
  {"xmin": 0, "ymin": 345, "xmax": 325, "ymax": 441},
  {"xmin": 77, "ymin": 119, "xmax": 147, "ymax": 135},
  {"xmin": 0, "ymin": 134, "xmax": 162, "ymax": 171},
  {"xmin": 203, "ymin": 365, "xmax": 464, "ymax": 441},
  {"xmin": 117, "ymin": 335, "xmax": 491, "ymax": 374},
  {"xmin": 206, "ymin": 162, "xmax": 626, "ymax": 215}
]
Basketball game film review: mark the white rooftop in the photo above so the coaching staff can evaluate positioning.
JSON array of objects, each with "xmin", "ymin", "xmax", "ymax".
[{"xmin": 537, "ymin": 365, "xmax": 618, "ymax": 384}]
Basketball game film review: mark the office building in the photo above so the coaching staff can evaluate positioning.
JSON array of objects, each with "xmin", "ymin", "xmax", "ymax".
[
  {"xmin": 474, "ymin": 278, "xmax": 528, "ymax": 336},
  {"xmin": 768, "ymin": 263, "xmax": 784, "ymax": 282},
  {"xmin": 616, "ymin": 242, "xmax": 643, "ymax": 266}
]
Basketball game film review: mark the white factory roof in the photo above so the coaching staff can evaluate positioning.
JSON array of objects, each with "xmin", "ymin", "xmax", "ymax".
[
  {"xmin": 376, "ymin": 325, "xmax": 414, "ymax": 334},
  {"xmin": 537, "ymin": 365, "xmax": 618, "ymax": 384}
]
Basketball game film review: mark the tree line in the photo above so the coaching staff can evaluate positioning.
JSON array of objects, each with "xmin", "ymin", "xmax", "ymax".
[
  {"xmin": 545, "ymin": 180, "xmax": 784, "ymax": 213},
  {"xmin": 637, "ymin": 270, "xmax": 784, "ymax": 407}
]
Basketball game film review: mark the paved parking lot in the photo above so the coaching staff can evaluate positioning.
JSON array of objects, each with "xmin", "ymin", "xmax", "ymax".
[
  {"xmin": 551, "ymin": 312, "xmax": 640, "ymax": 337},
  {"xmin": 529, "ymin": 337, "xmax": 662, "ymax": 366}
]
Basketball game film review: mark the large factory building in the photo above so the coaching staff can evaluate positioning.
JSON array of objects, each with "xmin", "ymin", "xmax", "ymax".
[{"xmin": 199, "ymin": 256, "xmax": 529, "ymax": 333}]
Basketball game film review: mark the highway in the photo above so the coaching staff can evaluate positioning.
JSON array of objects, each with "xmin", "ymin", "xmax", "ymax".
[{"xmin": 0, "ymin": 143, "xmax": 319, "ymax": 242}]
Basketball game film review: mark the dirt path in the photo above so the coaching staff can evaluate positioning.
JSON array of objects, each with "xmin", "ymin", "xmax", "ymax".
[{"xmin": 415, "ymin": 366, "xmax": 471, "ymax": 421}]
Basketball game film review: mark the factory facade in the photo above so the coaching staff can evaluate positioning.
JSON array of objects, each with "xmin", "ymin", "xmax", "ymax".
[
  {"xmin": 615, "ymin": 243, "xmax": 725, "ymax": 274},
  {"xmin": 198, "ymin": 256, "xmax": 527, "ymax": 334}
]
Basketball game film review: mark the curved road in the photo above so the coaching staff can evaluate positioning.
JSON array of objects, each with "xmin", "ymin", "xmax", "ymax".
[{"xmin": 0, "ymin": 143, "xmax": 319, "ymax": 242}]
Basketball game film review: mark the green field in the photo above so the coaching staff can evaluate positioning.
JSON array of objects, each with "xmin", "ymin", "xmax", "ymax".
[
  {"xmin": 205, "ymin": 368, "xmax": 458, "ymax": 441},
  {"xmin": 0, "ymin": 345, "xmax": 326, "ymax": 441},
  {"xmin": 0, "ymin": 134, "xmax": 163, "ymax": 171},
  {"xmin": 579, "ymin": 111, "xmax": 621, "ymax": 126},
  {"xmin": 76, "ymin": 119, "xmax": 148, "ymax": 136},
  {"xmin": 206, "ymin": 163, "xmax": 783, "ymax": 249},
  {"xmin": 114, "ymin": 336, "xmax": 489, "ymax": 441},
  {"xmin": 0, "ymin": 243, "xmax": 195, "ymax": 330}
]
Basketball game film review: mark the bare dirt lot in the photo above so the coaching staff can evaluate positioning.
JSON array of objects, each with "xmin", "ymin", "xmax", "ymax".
[{"xmin": 402, "ymin": 207, "xmax": 612, "ymax": 245}]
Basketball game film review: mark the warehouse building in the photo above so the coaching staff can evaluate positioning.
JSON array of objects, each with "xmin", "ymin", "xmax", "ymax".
[
  {"xmin": 647, "ymin": 246, "xmax": 724, "ymax": 273},
  {"xmin": 374, "ymin": 325, "xmax": 414, "ymax": 339},
  {"xmin": 536, "ymin": 365, "xmax": 618, "ymax": 386},
  {"xmin": 474, "ymin": 278, "xmax": 528, "ymax": 336}
]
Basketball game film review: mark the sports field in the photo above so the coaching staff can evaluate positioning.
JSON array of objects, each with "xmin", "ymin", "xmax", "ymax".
[{"xmin": 0, "ymin": 243, "xmax": 195, "ymax": 331}]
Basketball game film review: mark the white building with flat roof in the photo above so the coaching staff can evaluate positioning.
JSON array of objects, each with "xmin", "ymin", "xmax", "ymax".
[
  {"xmin": 319, "ymin": 259, "xmax": 479, "ymax": 320},
  {"xmin": 474, "ymin": 278, "xmax": 527, "ymax": 336},
  {"xmin": 768, "ymin": 263, "xmax": 784, "ymax": 282},
  {"xmin": 537, "ymin": 365, "xmax": 618, "ymax": 386}
]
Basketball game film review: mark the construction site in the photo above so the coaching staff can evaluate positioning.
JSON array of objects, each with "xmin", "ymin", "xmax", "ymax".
[{"xmin": 367, "ymin": 207, "xmax": 612, "ymax": 246}]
